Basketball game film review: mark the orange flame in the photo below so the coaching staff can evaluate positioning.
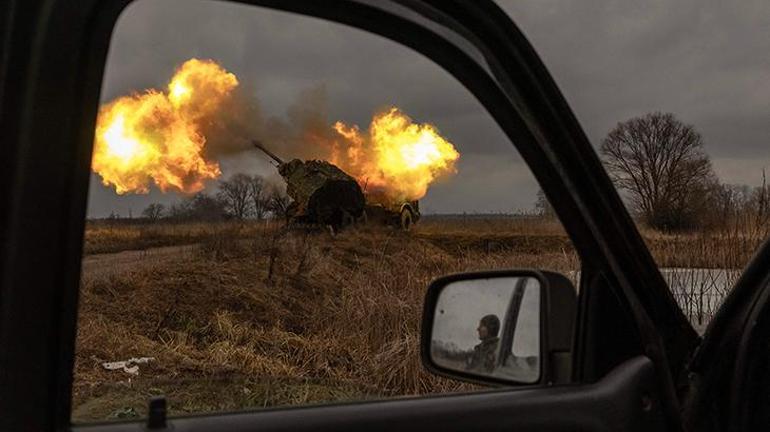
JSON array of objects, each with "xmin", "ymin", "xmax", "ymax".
[
  {"xmin": 330, "ymin": 107, "xmax": 459, "ymax": 204},
  {"xmin": 92, "ymin": 59, "xmax": 237, "ymax": 194}
]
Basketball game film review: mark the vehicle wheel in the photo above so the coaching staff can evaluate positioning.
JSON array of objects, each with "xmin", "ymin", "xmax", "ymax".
[
  {"xmin": 341, "ymin": 209, "xmax": 355, "ymax": 228},
  {"xmin": 329, "ymin": 209, "xmax": 354, "ymax": 235},
  {"xmin": 400, "ymin": 209, "xmax": 413, "ymax": 231}
]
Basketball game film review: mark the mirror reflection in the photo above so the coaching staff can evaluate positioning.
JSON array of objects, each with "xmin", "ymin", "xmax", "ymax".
[{"xmin": 431, "ymin": 276, "xmax": 540, "ymax": 383}]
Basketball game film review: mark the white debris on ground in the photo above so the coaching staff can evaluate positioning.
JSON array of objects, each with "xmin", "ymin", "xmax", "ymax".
[{"xmin": 101, "ymin": 357, "xmax": 155, "ymax": 375}]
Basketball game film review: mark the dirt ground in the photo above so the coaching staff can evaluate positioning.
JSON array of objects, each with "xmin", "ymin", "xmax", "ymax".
[{"xmin": 81, "ymin": 245, "xmax": 199, "ymax": 281}]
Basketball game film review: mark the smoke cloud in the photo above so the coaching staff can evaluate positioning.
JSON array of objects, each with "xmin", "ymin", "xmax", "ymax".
[{"xmin": 196, "ymin": 76, "xmax": 461, "ymax": 203}]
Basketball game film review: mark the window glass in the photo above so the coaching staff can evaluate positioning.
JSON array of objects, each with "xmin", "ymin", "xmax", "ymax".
[
  {"xmin": 502, "ymin": 0, "xmax": 770, "ymax": 333},
  {"xmin": 75, "ymin": 0, "xmax": 578, "ymax": 422}
]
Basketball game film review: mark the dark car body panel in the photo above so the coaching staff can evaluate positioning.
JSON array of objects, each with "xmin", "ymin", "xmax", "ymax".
[
  {"xmin": 2, "ymin": 0, "xmax": 757, "ymax": 431},
  {"xmin": 73, "ymin": 357, "xmax": 662, "ymax": 432}
]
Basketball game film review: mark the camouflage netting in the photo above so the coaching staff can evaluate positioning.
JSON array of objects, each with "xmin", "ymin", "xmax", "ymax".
[{"xmin": 279, "ymin": 159, "xmax": 365, "ymax": 227}]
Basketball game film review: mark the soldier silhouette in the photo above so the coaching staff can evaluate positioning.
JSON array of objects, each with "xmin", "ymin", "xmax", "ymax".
[{"xmin": 466, "ymin": 314, "xmax": 500, "ymax": 373}]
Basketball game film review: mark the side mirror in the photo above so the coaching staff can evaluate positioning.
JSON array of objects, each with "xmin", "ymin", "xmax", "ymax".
[{"xmin": 421, "ymin": 270, "xmax": 577, "ymax": 386}]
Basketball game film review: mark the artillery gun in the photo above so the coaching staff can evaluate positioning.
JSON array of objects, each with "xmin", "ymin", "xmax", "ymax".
[{"xmin": 252, "ymin": 140, "xmax": 366, "ymax": 230}]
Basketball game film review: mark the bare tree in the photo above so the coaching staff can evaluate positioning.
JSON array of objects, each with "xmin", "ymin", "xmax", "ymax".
[
  {"xmin": 710, "ymin": 184, "xmax": 748, "ymax": 221},
  {"xmin": 167, "ymin": 200, "xmax": 191, "ymax": 221},
  {"xmin": 248, "ymin": 175, "xmax": 270, "ymax": 220},
  {"xmin": 754, "ymin": 168, "xmax": 769, "ymax": 227},
  {"xmin": 141, "ymin": 203, "xmax": 165, "ymax": 222},
  {"xmin": 267, "ymin": 186, "xmax": 292, "ymax": 222},
  {"xmin": 169, "ymin": 193, "xmax": 228, "ymax": 221},
  {"xmin": 600, "ymin": 112, "xmax": 716, "ymax": 230},
  {"xmin": 218, "ymin": 173, "xmax": 252, "ymax": 220},
  {"xmin": 534, "ymin": 189, "xmax": 556, "ymax": 218}
]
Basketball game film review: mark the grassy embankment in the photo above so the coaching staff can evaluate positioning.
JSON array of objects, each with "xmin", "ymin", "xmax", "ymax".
[
  {"xmin": 74, "ymin": 216, "xmax": 765, "ymax": 421},
  {"xmin": 74, "ymin": 217, "xmax": 573, "ymax": 421}
]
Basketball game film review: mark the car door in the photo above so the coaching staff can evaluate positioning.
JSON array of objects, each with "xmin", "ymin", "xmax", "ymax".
[
  {"xmin": 0, "ymin": 1, "xmax": 700, "ymax": 431},
  {"xmin": 681, "ymin": 233, "xmax": 770, "ymax": 431}
]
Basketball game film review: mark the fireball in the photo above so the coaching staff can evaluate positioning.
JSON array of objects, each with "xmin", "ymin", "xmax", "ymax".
[
  {"xmin": 93, "ymin": 58, "xmax": 458, "ymax": 202},
  {"xmin": 92, "ymin": 58, "xmax": 237, "ymax": 194},
  {"xmin": 331, "ymin": 107, "xmax": 459, "ymax": 204}
]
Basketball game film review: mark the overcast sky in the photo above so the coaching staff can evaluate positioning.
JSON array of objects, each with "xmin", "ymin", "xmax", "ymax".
[{"xmin": 88, "ymin": 0, "xmax": 770, "ymax": 217}]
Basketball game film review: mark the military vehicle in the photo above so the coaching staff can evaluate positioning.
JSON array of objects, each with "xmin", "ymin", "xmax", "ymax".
[
  {"xmin": 252, "ymin": 140, "xmax": 365, "ymax": 230},
  {"xmin": 364, "ymin": 199, "xmax": 420, "ymax": 231},
  {"xmin": 255, "ymin": 140, "xmax": 420, "ymax": 231}
]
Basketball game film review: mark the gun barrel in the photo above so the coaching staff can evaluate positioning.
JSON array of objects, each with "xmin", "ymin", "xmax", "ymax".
[{"xmin": 252, "ymin": 139, "xmax": 284, "ymax": 165}]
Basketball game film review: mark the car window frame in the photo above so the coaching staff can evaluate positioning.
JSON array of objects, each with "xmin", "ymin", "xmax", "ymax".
[{"xmin": 0, "ymin": 1, "xmax": 698, "ymax": 430}]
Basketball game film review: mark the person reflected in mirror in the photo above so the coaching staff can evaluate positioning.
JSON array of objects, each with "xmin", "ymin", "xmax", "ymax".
[{"xmin": 466, "ymin": 314, "xmax": 500, "ymax": 373}]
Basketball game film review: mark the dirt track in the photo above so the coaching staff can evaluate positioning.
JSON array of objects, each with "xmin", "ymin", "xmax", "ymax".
[{"xmin": 80, "ymin": 245, "xmax": 199, "ymax": 282}]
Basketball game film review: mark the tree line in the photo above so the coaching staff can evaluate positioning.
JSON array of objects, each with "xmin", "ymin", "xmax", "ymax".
[
  {"xmin": 140, "ymin": 174, "xmax": 291, "ymax": 222},
  {"xmin": 536, "ymin": 111, "xmax": 770, "ymax": 232},
  {"xmin": 141, "ymin": 111, "xmax": 767, "ymax": 232}
]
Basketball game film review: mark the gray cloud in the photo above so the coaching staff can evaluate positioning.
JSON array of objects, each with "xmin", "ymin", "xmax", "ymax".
[
  {"xmin": 88, "ymin": 0, "xmax": 770, "ymax": 217},
  {"xmin": 501, "ymin": 0, "xmax": 770, "ymax": 164},
  {"xmin": 90, "ymin": 0, "xmax": 533, "ymax": 217}
]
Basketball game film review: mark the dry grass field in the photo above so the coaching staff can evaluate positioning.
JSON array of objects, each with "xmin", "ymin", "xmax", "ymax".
[{"xmin": 73, "ymin": 216, "xmax": 765, "ymax": 422}]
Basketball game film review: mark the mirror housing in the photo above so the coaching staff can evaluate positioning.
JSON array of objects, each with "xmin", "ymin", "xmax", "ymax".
[{"xmin": 421, "ymin": 270, "xmax": 577, "ymax": 386}]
